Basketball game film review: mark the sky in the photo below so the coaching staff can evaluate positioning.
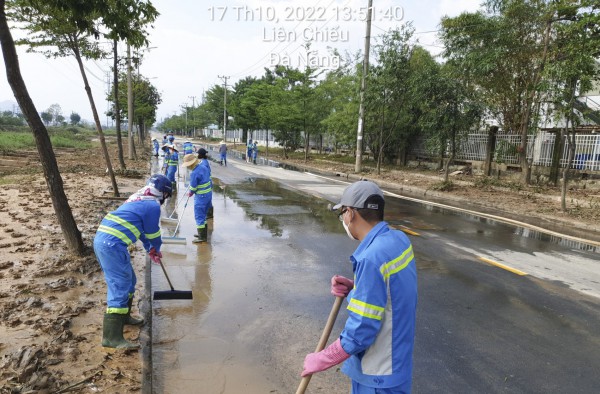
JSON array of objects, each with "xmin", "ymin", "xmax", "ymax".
[{"xmin": 0, "ymin": 0, "xmax": 481, "ymax": 125}]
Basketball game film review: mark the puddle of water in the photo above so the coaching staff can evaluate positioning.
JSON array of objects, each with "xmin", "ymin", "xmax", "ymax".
[{"xmin": 152, "ymin": 177, "xmax": 354, "ymax": 393}]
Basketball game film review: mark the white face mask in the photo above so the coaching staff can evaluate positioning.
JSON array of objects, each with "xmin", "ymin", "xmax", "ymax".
[{"xmin": 342, "ymin": 212, "xmax": 357, "ymax": 240}]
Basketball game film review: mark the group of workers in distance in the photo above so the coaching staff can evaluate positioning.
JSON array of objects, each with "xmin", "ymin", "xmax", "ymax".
[
  {"xmin": 246, "ymin": 138, "xmax": 258, "ymax": 164},
  {"xmin": 94, "ymin": 132, "xmax": 418, "ymax": 393}
]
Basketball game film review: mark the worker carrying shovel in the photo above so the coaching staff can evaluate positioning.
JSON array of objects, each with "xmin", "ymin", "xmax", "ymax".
[
  {"xmin": 93, "ymin": 174, "xmax": 172, "ymax": 349},
  {"xmin": 182, "ymin": 151, "xmax": 212, "ymax": 243},
  {"xmin": 301, "ymin": 180, "xmax": 418, "ymax": 394}
]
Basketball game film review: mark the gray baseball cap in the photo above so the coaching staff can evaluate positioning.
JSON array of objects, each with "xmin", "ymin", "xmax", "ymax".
[{"xmin": 332, "ymin": 180, "xmax": 384, "ymax": 211}]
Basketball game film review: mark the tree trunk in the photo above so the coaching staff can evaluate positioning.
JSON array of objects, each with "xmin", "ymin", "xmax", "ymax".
[
  {"xmin": 0, "ymin": 4, "xmax": 85, "ymax": 255},
  {"xmin": 113, "ymin": 39, "xmax": 126, "ymax": 171},
  {"xmin": 519, "ymin": 20, "xmax": 552, "ymax": 185},
  {"xmin": 72, "ymin": 37, "xmax": 119, "ymax": 196}
]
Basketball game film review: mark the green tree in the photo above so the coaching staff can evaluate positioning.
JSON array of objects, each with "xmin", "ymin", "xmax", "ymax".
[
  {"xmin": 366, "ymin": 25, "xmax": 418, "ymax": 172},
  {"xmin": 544, "ymin": 0, "xmax": 600, "ymax": 211},
  {"xmin": 441, "ymin": 0, "xmax": 554, "ymax": 184},
  {"xmin": 69, "ymin": 112, "xmax": 80, "ymax": 125},
  {"xmin": 40, "ymin": 110, "xmax": 52, "ymax": 125},
  {"xmin": 9, "ymin": 0, "xmax": 121, "ymax": 195},
  {"xmin": 108, "ymin": 72, "xmax": 161, "ymax": 144},
  {"xmin": 0, "ymin": 0, "xmax": 84, "ymax": 254}
]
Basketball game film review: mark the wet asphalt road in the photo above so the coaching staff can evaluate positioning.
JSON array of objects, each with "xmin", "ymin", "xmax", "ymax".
[{"xmin": 148, "ymin": 148, "xmax": 600, "ymax": 394}]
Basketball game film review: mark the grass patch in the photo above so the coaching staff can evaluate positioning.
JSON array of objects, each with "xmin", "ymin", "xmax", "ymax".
[
  {"xmin": 0, "ymin": 129, "xmax": 92, "ymax": 152},
  {"xmin": 431, "ymin": 180, "xmax": 455, "ymax": 191}
]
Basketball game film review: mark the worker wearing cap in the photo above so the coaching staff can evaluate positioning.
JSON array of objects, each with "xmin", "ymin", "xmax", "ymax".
[
  {"xmin": 152, "ymin": 138, "xmax": 159, "ymax": 157},
  {"xmin": 182, "ymin": 153, "xmax": 212, "ymax": 243},
  {"xmin": 165, "ymin": 144, "xmax": 179, "ymax": 189},
  {"xmin": 197, "ymin": 148, "xmax": 214, "ymax": 219},
  {"xmin": 168, "ymin": 133, "xmax": 175, "ymax": 144},
  {"xmin": 94, "ymin": 174, "xmax": 172, "ymax": 349},
  {"xmin": 301, "ymin": 180, "xmax": 418, "ymax": 394}
]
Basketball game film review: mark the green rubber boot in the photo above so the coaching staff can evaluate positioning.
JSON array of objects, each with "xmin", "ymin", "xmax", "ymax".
[
  {"xmin": 192, "ymin": 225, "xmax": 208, "ymax": 243},
  {"xmin": 125, "ymin": 297, "xmax": 144, "ymax": 326},
  {"xmin": 101, "ymin": 313, "xmax": 140, "ymax": 350}
]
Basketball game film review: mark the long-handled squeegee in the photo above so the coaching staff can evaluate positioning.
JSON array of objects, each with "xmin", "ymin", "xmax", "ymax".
[
  {"xmin": 162, "ymin": 194, "xmax": 190, "ymax": 245},
  {"xmin": 153, "ymin": 258, "xmax": 193, "ymax": 300}
]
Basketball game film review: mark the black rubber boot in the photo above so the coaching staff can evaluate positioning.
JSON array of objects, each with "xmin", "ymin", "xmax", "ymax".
[
  {"xmin": 125, "ymin": 297, "xmax": 144, "ymax": 326},
  {"xmin": 102, "ymin": 313, "xmax": 140, "ymax": 350}
]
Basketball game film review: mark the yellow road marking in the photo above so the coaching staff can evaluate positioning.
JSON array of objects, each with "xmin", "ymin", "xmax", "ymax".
[
  {"xmin": 390, "ymin": 225, "xmax": 420, "ymax": 236},
  {"xmin": 478, "ymin": 257, "xmax": 527, "ymax": 276}
]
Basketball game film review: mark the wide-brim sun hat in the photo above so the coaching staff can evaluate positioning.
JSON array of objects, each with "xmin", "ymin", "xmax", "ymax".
[
  {"xmin": 182, "ymin": 154, "xmax": 199, "ymax": 167},
  {"xmin": 167, "ymin": 144, "xmax": 178, "ymax": 152}
]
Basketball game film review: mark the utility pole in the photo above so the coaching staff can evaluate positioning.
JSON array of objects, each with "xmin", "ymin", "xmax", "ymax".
[
  {"xmin": 355, "ymin": 0, "xmax": 373, "ymax": 173},
  {"xmin": 218, "ymin": 75, "xmax": 229, "ymax": 141},
  {"xmin": 188, "ymin": 95, "xmax": 196, "ymax": 137},
  {"xmin": 127, "ymin": 44, "xmax": 135, "ymax": 160}
]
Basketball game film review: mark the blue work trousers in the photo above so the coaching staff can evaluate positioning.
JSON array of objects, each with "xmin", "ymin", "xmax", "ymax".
[
  {"xmin": 166, "ymin": 165, "xmax": 177, "ymax": 183},
  {"xmin": 93, "ymin": 237, "xmax": 136, "ymax": 310},
  {"xmin": 194, "ymin": 192, "xmax": 212, "ymax": 229}
]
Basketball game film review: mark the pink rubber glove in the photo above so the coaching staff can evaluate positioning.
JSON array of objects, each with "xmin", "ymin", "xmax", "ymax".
[
  {"xmin": 331, "ymin": 275, "xmax": 354, "ymax": 297},
  {"xmin": 187, "ymin": 191, "xmax": 194, "ymax": 197},
  {"xmin": 301, "ymin": 338, "xmax": 350, "ymax": 377},
  {"xmin": 149, "ymin": 248, "xmax": 162, "ymax": 264}
]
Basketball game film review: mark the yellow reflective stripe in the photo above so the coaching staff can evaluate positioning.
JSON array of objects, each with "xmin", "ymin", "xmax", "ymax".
[
  {"xmin": 195, "ymin": 187, "xmax": 212, "ymax": 195},
  {"xmin": 105, "ymin": 213, "xmax": 141, "ymax": 238},
  {"xmin": 146, "ymin": 229, "xmax": 161, "ymax": 239},
  {"xmin": 347, "ymin": 298, "xmax": 384, "ymax": 321},
  {"xmin": 106, "ymin": 307, "xmax": 128, "ymax": 314},
  {"xmin": 190, "ymin": 185, "xmax": 199, "ymax": 192},
  {"xmin": 380, "ymin": 245, "xmax": 414, "ymax": 280},
  {"xmin": 98, "ymin": 225, "xmax": 133, "ymax": 245},
  {"xmin": 199, "ymin": 181, "xmax": 211, "ymax": 188}
]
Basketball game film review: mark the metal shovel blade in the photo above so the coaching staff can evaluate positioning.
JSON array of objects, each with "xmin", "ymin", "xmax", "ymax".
[{"xmin": 160, "ymin": 217, "xmax": 179, "ymax": 224}]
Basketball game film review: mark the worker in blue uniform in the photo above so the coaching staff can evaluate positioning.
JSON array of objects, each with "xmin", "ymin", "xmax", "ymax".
[
  {"xmin": 182, "ymin": 153, "xmax": 212, "ymax": 243},
  {"xmin": 197, "ymin": 148, "xmax": 214, "ymax": 219},
  {"xmin": 182, "ymin": 140, "xmax": 194, "ymax": 157},
  {"xmin": 165, "ymin": 144, "xmax": 179, "ymax": 190},
  {"xmin": 302, "ymin": 180, "xmax": 418, "ymax": 394},
  {"xmin": 94, "ymin": 174, "xmax": 172, "ymax": 349},
  {"xmin": 168, "ymin": 133, "xmax": 175, "ymax": 144},
  {"xmin": 152, "ymin": 138, "xmax": 159, "ymax": 157},
  {"xmin": 246, "ymin": 139, "xmax": 253, "ymax": 163}
]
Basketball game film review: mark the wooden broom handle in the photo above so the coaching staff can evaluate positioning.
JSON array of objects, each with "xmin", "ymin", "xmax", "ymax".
[{"xmin": 295, "ymin": 296, "xmax": 344, "ymax": 394}]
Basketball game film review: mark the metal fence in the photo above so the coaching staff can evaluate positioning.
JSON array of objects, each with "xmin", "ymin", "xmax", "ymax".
[{"xmin": 411, "ymin": 132, "xmax": 600, "ymax": 170}]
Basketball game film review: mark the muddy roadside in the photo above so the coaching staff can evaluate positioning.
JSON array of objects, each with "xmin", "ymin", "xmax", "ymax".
[{"xmin": 0, "ymin": 144, "xmax": 151, "ymax": 393}]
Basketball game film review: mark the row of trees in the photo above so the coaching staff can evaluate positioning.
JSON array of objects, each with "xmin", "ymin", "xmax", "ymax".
[
  {"xmin": 39, "ymin": 104, "xmax": 81, "ymax": 126},
  {"xmin": 161, "ymin": 0, "xmax": 599, "ymax": 194},
  {"xmin": 1, "ymin": 0, "xmax": 160, "ymax": 255}
]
